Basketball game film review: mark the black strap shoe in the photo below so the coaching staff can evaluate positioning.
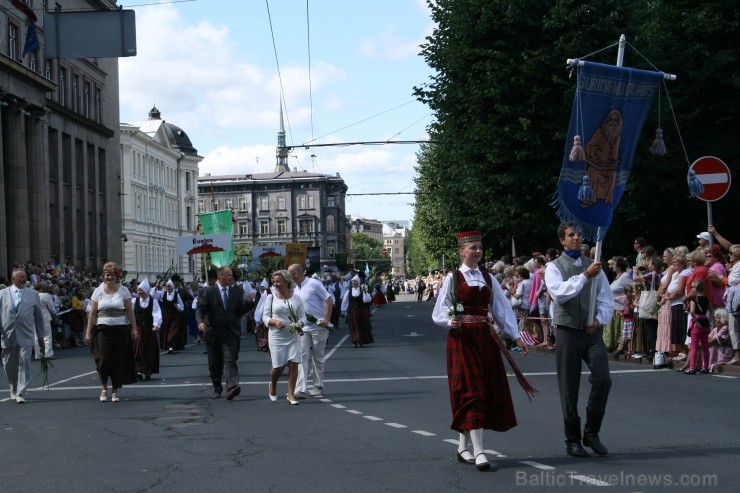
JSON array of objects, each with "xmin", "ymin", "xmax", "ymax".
[
  {"xmin": 565, "ymin": 440, "xmax": 590, "ymax": 457},
  {"xmin": 583, "ymin": 433, "xmax": 608, "ymax": 456}
]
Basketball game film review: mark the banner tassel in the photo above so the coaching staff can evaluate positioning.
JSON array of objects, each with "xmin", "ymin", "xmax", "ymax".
[
  {"xmin": 649, "ymin": 128, "xmax": 667, "ymax": 155},
  {"xmin": 687, "ymin": 169, "xmax": 704, "ymax": 197},
  {"xmin": 568, "ymin": 135, "xmax": 586, "ymax": 162},
  {"xmin": 577, "ymin": 176, "xmax": 594, "ymax": 203}
]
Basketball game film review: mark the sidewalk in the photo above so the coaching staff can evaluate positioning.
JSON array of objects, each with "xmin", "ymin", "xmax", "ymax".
[{"xmin": 528, "ymin": 343, "xmax": 740, "ymax": 375}]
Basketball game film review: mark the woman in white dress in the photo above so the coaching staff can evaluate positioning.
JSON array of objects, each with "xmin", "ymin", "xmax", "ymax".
[{"xmin": 263, "ymin": 270, "xmax": 307, "ymax": 405}]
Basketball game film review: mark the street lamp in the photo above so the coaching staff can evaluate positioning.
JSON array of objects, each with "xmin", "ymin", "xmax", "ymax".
[{"xmin": 354, "ymin": 218, "xmax": 362, "ymax": 234}]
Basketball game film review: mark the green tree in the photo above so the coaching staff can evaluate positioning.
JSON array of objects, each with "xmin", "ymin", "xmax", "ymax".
[
  {"xmin": 413, "ymin": 0, "xmax": 740, "ymax": 261},
  {"xmin": 352, "ymin": 233, "xmax": 392, "ymax": 273}
]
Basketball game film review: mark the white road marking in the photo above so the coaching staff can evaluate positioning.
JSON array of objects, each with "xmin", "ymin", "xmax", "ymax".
[
  {"xmin": 412, "ymin": 430, "xmax": 435, "ymax": 437},
  {"xmin": 569, "ymin": 474, "xmax": 612, "ymax": 486},
  {"xmin": 519, "ymin": 461, "xmax": 554, "ymax": 470},
  {"xmin": 346, "ymin": 410, "xmax": 363, "ymax": 415},
  {"xmin": 385, "ymin": 423, "xmax": 407, "ymax": 428},
  {"xmin": 363, "ymin": 416, "xmax": 383, "ymax": 421}
]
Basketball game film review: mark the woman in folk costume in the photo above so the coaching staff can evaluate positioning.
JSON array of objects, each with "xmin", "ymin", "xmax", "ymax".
[
  {"xmin": 432, "ymin": 231, "xmax": 536, "ymax": 471},
  {"xmin": 153, "ymin": 280, "xmax": 184, "ymax": 354},
  {"xmin": 340, "ymin": 275, "xmax": 374, "ymax": 348},
  {"xmin": 132, "ymin": 278, "xmax": 161, "ymax": 380}
]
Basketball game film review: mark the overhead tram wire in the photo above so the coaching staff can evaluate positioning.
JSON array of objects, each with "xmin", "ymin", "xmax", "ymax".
[{"xmin": 303, "ymin": 100, "xmax": 419, "ymax": 145}]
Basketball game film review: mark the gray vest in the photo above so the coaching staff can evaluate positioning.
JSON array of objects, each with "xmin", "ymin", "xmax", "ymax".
[{"xmin": 552, "ymin": 254, "xmax": 594, "ymax": 330}]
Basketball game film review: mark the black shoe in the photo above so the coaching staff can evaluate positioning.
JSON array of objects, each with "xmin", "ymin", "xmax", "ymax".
[
  {"xmin": 475, "ymin": 453, "xmax": 492, "ymax": 471},
  {"xmin": 226, "ymin": 386, "xmax": 241, "ymax": 400},
  {"xmin": 583, "ymin": 433, "xmax": 609, "ymax": 456},
  {"xmin": 212, "ymin": 389, "xmax": 222, "ymax": 399},
  {"xmin": 457, "ymin": 450, "xmax": 474, "ymax": 464},
  {"xmin": 565, "ymin": 441, "xmax": 590, "ymax": 457}
]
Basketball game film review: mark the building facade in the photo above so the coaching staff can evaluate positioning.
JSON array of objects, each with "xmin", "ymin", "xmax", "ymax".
[
  {"xmin": 120, "ymin": 106, "xmax": 203, "ymax": 282},
  {"xmin": 197, "ymin": 105, "xmax": 349, "ymax": 268},
  {"xmin": 383, "ymin": 221, "xmax": 409, "ymax": 278},
  {"xmin": 198, "ymin": 170, "xmax": 348, "ymax": 264},
  {"xmin": 0, "ymin": 0, "xmax": 121, "ymax": 278}
]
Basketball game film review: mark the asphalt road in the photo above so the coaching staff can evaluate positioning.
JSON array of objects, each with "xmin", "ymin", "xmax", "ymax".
[{"xmin": 2, "ymin": 293, "xmax": 737, "ymax": 492}]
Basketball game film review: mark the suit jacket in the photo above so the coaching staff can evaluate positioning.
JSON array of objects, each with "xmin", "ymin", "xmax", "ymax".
[
  {"xmin": 0, "ymin": 287, "xmax": 48, "ymax": 348},
  {"xmin": 195, "ymin": 283, "xmax": 251, "ymax": 342}
]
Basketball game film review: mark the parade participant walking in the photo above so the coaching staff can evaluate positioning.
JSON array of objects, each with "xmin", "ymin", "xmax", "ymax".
[
  {"xmin": 0, "ymin": 269, "xmax": 47, "ymax": 403},
  {"xmin": 432, "ymin": 231, "xmax": 534, "ymax": 471},
  {"xmin": 132, "ymin": 279, "xmax": 161, "ymax": 381},
  {"xmin": 85, "ymin": 262, "xmax": 138, "ymax": 403},
  {"xmin": 196, "ymin": 267, "xmax": 251, "ymax": 400},
  {"xmin": 263, "ymin": 270, "xmax": 306, "ymax": 405},
  {"xmin": 341, "ymin": 275, "xmax": 374, "ymax": 348},
  {"xmin": 154, "ymin": 280, "xmax": 184, "ymax": 354},
  {"xmin": 544, "ymin": 223, "xmax": 613, "ymax": 457},
  {"xmin": 288, "ymin": 264, "xmax": 333, "ymax": 398}
]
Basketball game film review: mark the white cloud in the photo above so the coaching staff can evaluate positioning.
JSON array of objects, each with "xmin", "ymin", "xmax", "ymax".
[
  {"xmin": 357, "ymin": 27, "xmax": 425, "ymax": 60},
  {"xmin": 120, "ymin": 4, "xmax": 344, "ymax": 137}
]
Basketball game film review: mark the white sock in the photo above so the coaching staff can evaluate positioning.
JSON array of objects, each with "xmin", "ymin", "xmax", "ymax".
[
  {"xmin": 470, "ymin": 428, "xmax": 484, "ymax": 457},
  {"xmin": 457, "ymin": 431, "xmax": 470, "ymax": 453}
]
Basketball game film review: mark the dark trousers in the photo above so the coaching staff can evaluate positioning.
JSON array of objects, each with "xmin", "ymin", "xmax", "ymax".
[
  {"xmin": 206, "ymin": 336, "xmax": 240, "ymax": 391},
  {"xmin": 642, "ymin": 318, "xmax": 658, "ymax": 354},
  {"xmin": 555, "ymin": 326, "xmax": 612, "ymax": 420}
]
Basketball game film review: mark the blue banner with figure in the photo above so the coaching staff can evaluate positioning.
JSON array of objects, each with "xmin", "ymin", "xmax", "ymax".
[{"xmin": 552, "ymin": 61, "xmax": 664, "ymax": 241}]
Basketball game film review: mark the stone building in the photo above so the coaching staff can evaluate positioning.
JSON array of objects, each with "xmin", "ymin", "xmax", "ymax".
[
  {"xmin": 383, "ymin": 221, "xmax": 409, "ymax": 278},
  {"xmin": 0, "ymin": 0, "xmax": 121, "ymax": 278},
  {"xmin": 197, "ymin": 107, "xmax": 349, "ymax": 265},
  {"xmin": 119, "ymin": 106, "xmax": 203, "ymax": 282}
]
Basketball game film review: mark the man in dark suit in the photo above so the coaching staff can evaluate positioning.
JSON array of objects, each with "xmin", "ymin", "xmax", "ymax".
[{"xmin": 196, "ymin": 266, "xmax": 252, "ymax": 400}]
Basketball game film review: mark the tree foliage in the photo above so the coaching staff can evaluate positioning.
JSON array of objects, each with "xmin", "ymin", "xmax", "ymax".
[{"xmin": 411, "ymin": 0, "xmax": 740, "ymax": 263}]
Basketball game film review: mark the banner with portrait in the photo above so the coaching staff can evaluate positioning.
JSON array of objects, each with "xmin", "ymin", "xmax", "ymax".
[{"xmin": 553, "ymin": 61, "xmax": 664, "ymax": 242}]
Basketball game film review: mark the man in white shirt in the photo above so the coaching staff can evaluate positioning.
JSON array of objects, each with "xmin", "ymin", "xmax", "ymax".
[
  {"xmin": 288, "ymin": 264, "xmax": 333, "ymax": 398},
  {"xmin": 545, "ymin": 223, "xmax": 613, "ymax": 458}
]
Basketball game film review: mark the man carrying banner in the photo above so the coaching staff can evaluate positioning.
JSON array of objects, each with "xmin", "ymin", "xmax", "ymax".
[{"xmin": 545, "ymin": 223, "xmax": 613, "ymax": 457}]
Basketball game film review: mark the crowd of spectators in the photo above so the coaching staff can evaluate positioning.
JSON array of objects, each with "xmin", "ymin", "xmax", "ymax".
[{"xmin": 408, "ymin": 226, "xmax": 739, "ymax": 372}]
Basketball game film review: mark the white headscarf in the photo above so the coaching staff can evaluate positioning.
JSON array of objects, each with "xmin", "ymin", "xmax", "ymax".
[
  {"xmin": 260, "ymin": 278, "xmax": 269, "ymax": 289},
  {"xmin": 166, "ymin": 279, "xmax": 175, "ymax": 289},
  {"xmin": 351, "ymin": 275, "xmax": 361, "ymax": 283},
  {"xmin": 138, "ymin": 278, "xmax": 151, "ymax": 294}
]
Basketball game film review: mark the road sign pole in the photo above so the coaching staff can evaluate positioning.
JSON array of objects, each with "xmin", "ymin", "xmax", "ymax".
[{"xmin": 707, "ymin": 202, "xmax": 714, "ymax": 248}]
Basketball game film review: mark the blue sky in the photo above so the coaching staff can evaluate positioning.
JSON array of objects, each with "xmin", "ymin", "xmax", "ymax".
[{"xmin": 118, "ymin": 0, "xmax": 435, "ymax": 224}]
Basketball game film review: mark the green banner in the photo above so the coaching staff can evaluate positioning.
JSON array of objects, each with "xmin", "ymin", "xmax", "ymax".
[{"xmin": 198, "ymin": 210, "xmax": 234, "ymax": 267}]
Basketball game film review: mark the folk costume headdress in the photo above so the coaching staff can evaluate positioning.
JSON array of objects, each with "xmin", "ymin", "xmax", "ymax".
[{"xmin": 456, "ymin": 230, "xmax": 482, "ymax": 245}]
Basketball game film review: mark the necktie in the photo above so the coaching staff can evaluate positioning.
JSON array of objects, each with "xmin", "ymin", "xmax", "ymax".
[
  {"xmin": 222, "ymin": 287, "xmax": 229, "ymax": 308},
  {"xmin": 15, "ymin": 289, "xmax": 22, "ymax": 312}
]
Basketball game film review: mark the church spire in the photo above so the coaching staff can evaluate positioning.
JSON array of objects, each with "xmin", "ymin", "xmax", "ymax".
[{"xmin": 274, "ymin": 99, "xmax": 290, "ymax": 173}]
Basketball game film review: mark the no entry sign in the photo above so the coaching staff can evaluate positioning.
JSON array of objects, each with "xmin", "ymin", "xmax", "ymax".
[{"xmin": 690, "ymin": 156, "xmax": 731, "ymax": 202}]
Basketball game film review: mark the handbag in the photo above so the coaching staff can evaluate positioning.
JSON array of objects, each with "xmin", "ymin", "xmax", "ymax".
[
  {"xmin": 638, "ymin": 275, "xmax": 658, "ymax": 319},
  {"xmin": 653, "ymin": 351, "xmax": 666, "ymax": 369}
]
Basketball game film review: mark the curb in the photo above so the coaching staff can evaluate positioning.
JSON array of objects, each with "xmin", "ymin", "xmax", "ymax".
[{"xmin": 527, "ymin": 344, "xmax": 740, "ymax": 375}]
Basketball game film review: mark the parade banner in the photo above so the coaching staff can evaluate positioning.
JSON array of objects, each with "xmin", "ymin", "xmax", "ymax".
[
  {"xmin": 553, "ymin": 61, "xmax": 664, "ymax": 241},
  {"xmin": 252, "ymin": 244, "xmax": 286, "ymax": 259},
  {"xmin": 198, "ymin": 210, "xmax": 234, "ymax": 267},
  {"xmin": 175, "ymin": 233, "xmax": 231, "ymax": 256},
  {"xmin": 285, "ymin": 243, "xmax": 307, "ymax": 267}
]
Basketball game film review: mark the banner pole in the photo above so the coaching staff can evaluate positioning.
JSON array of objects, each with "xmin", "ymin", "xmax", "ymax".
[{"xmin": 587, "ymin": 34, "xmax": 625, "ymax": 324}]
